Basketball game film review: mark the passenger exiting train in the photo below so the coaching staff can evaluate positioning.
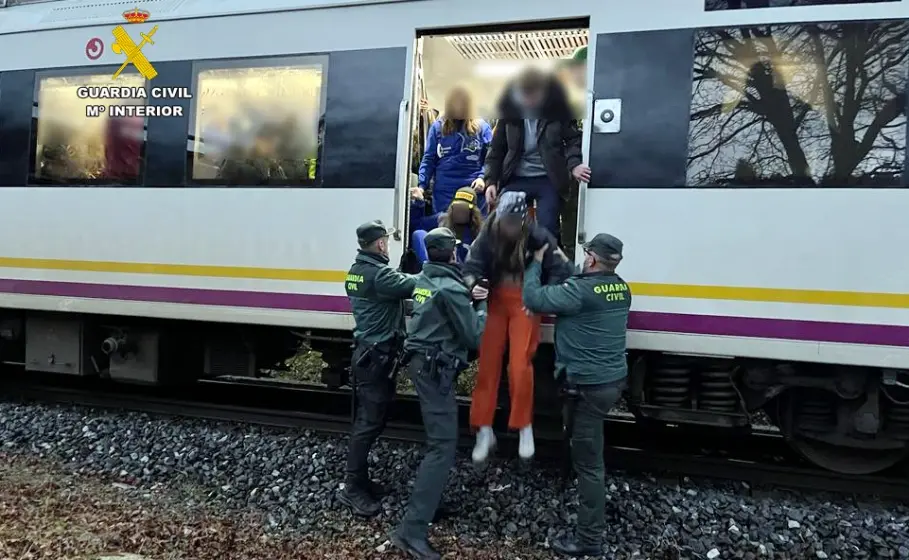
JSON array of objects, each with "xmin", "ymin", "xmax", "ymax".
[
  {"xmin": 409, "ymin": 186, "xmax": 483, "ymax": 265},
  {"xmin": 463, "ymin": 191, "xmax": 572, "ymax": 463},
  {"xmin": 483, "ymin": 67, "xmax": 590, "ymax": 243},
  {"xmin": 339, "ymin": 220, "xmax": 416, "ymax": 518},
  {"xmin": 417, "ymin": 86, "xmax": 493, "ymax": 214},
  {"xmin": 522, "ymin": 233, "xmax": 630, "ymax": 558}
]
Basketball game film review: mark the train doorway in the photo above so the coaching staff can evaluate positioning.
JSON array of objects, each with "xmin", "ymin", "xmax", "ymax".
[{"xmin": 401, "ymin": 20, "xmax": 590, "ymax": 272}]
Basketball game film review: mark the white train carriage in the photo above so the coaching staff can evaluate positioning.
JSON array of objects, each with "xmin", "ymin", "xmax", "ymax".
[{"xmin": 0, "ymin": 0, "xmax": 907, "ymax": 474}]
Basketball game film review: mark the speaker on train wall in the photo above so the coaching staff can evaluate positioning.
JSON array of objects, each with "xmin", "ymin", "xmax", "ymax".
[{"xmin": 705, "ymin": 0, "xmax": 898, "ymax": 10}]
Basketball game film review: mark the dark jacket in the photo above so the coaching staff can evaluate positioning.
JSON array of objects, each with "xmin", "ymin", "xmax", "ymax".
[
  {"xmin": 404, "ymin": 262, "xmax": 488, "ymax": 364},
  {"xmin": 462, "ymin": 223, "xmax": 572, "ymax": 288},
  {"xmin": 345, "ymin": 250, "xmax": 416, "ymax": 345},
  {"xmin": 522, "ymin": 261, "xmax": 631, "ymax": 385},
  {"xmin": 483, "ymin": 79, "xmax": 583, "ymax": 193}
]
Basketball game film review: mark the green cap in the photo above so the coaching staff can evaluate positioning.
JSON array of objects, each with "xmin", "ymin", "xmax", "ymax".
[
  {"xmin": 558, "ymin": 45, "xmax": 587, "ymax": 68},
  {"xmin": 356, "ymin": 220, "xmax": 396, "ymax": 245},
  {"xmin": 424, "ymin": 227, "xmax": 458, "ymax": 252},
  {"xmin": 583, "ymin": 233, "xmax": 623, "ymax": 261}
]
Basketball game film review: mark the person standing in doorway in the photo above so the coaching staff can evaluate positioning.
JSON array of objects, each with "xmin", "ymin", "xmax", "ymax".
[
  {"xmin": 338, "ymin": 220, "xmax": 416, "ymax": 518},
  {"xmin": 483, "ymin": 66, "xmax": 591, "ymax": 245},
  {"xmin": 418, "ymin": 86, "xmax": 493, "ymax": 214}
]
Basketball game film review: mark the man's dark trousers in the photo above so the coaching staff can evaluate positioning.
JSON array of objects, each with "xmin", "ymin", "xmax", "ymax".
[
  {"xmin": 502, "ymin": 176, "xmax": 561, "ymax": 238},
  {"xmin": 568, "ymin": 379, "xmax": 624, "ymax": 547},
  {"xmin": 346, "ymin": 343, "xmax": 396, "ymax": 487},
  {"xmin": 398, "ymin": 355, "xmax": 458, "ymax": 540}
]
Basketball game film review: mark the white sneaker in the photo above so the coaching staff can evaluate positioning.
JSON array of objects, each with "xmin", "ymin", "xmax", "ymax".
[
  {"xmin": 518, "ymin": 425, "xmax": 535, "ymax": 460},
  {"xmin": 471, "ymin": 426, "xmax": 496, "ymax": 463}
]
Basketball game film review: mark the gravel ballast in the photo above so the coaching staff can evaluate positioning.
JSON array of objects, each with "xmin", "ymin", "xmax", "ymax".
[{"xmin": 0, "ymin": 401, "xmax": 906, "ymax": 559}]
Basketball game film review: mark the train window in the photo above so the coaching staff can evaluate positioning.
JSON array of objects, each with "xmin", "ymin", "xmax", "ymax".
[
  {"xmin": 31, "ymin": 73, "xmax": 147, "ymax": 185},
  {"xmin": 705, "ymin": 0, "xmax": 899, "ymax": 10},
  {"xmin": 188, "ymin": 56, "xmax": 328, "ymax": 186},
  {"xmin": 686, "ymin": 21, "xmax": 908, "ymax": 187}
]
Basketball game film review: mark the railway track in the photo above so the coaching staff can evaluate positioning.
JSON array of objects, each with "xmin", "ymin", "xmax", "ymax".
[{"xmin": 1, "ymin": 372, "xmax": 907, "ymax": 501}]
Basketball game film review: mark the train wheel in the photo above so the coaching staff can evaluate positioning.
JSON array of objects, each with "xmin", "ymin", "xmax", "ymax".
[{"xmin": 778, "ymin": 389, "xmax": 909, "ymax": 475}]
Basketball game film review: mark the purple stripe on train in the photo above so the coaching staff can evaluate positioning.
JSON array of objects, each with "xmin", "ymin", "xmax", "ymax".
[{"xmin": 0, "ymin": 278, "xmax": 906, "ymax": 347}]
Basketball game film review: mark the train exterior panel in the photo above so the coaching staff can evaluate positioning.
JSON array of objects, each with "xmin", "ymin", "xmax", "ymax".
[{"xmin": 0, "ymin": 0, "xmax": 907, "ymax": 370}]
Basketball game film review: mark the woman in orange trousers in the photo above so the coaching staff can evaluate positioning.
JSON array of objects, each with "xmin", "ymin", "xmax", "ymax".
[{"xmin": 462, "ymin": 191, "xmax": 572, "ymax": 462}]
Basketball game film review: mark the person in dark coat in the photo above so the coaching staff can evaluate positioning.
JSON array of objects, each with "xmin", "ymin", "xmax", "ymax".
[{"xmin": 482, "ymin": 66, "xmax": 591, "ymax": 244}]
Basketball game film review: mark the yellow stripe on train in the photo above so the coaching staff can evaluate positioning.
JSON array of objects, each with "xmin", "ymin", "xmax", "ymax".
[{"xmin": 0, "ymin": 256, "xmax": 908, "ymax": 309}]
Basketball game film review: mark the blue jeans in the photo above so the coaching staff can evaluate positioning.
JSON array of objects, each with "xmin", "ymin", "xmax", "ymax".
[
  {"xmin": 411, "ymin": 230, "xmax": 429, "ymax": 264},
  {"xmin": 502, "ymin": 175, "xmax": 560, "ymax": 238}
]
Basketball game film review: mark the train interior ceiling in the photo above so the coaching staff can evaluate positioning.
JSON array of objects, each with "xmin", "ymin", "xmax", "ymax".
[{"xmin": 411, "ymin": 25, "xmax": 589, "ymax": 203}]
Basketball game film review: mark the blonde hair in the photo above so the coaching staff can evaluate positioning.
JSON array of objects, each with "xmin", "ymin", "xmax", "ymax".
[{"xmin": 441, "ymin": 86, "xmax": 480, "ymax": 137}]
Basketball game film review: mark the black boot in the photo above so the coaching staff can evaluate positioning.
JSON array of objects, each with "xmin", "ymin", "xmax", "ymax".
[
  {"xmin": 389, "ymin": 531, "xmax": 441, "ymax": 560},
  {"xmin": 551, "ymin": 535, "xmax": 603, "ymax": 557},
  {"xmin": 337, "ymin": 484, "xmax": 380, "ymax": 518},
  {"xmin": 432, "ymin": 501, "xmax": 461, "ymax": 523},
  {"xmin": 366, "ymin": 479, "xmax": 388, "ymax": 498}
]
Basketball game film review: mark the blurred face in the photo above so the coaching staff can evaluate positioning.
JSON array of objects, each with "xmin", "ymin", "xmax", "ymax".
[
  {"xmin": 495, "ymin": 215, "xmax": 524, "ymax": 241},
  {"xmin": 446, "ymin": 89, "xmax": 470, "ymax": 120},
  {"xmin": 517, "ymin": 84, "xmax": 544, "ymax": 110},
  {"xmin": 449, "ymin": 203, "xmax": 470, "ymax": 226}
]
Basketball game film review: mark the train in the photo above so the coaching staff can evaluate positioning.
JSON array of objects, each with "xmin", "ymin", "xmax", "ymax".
[{"xmin": 0, "ymin": 0, "xmax": 907, "ymax": 475}]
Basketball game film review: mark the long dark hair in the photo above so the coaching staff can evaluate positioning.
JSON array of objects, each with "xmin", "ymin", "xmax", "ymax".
[
  {"xmin": 479, "ymin": 212, "xmax": 528, "ymax": 275},
  {"xmin": 439, "ymin": 203, "xmax": 483, "ymax": 240}
]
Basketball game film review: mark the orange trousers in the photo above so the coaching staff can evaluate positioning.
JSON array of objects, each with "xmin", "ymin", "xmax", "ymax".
[{"xmin": 469, "ymin": 285, "xmax": 541, "ymax": 430}]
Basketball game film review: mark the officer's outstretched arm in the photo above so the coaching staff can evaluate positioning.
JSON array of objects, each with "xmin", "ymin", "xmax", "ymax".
[
  {"xmin": 374, "ymin": 267, "xmax": 417, "ymax": 300},
  {"xmin": 440, "ymin": 289, "xmax": 488, "ymax": 351},
  {"xmin": 522, "ymin": 261, "xmax": 583, "ymax": 315}
]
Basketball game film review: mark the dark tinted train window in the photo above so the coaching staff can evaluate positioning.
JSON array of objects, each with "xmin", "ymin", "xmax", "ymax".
[
  {"xmin": 705, "ymin": 0, "xmax": 899, "ymax": 10},
  {"xmin": 687, "ymin": 21, "xmax": 908, "ymax": 187},
  {"xmin": 31, "ymin": 73, "xmax": 147, "ymax": 185},
  {"xmin": 188, "ymin": 56, "xmax": 328, "ymax": 186}
]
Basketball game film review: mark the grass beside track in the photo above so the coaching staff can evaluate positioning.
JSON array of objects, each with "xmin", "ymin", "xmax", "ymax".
[
  {"xmin": 0, "ymin": 453, "xmax": 555, "ymax": 560},
  {"xmin": 275, "ymin": 348, "xmax": 479, "ymax": 396}
]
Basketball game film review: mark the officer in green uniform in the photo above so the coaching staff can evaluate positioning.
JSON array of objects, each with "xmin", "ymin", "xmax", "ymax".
[
  {"xmin": 521, "ymin": 233, "xmax": 631, "ymax": 558},
  {"xmin": 338, "ymin": 220, "xmax": 416, "ymax": 517},
  {"xmin": 391, "ymin": 227, "xmax": 489, "ymax": 560}
]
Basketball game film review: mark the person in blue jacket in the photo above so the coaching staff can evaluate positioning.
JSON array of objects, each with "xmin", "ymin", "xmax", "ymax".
[
  {"xmin": 410, "ymin": 186, "xmax": 483, "ymax": 266},
  {"xmin": 418, "ymin": 86, "xmax": 493, "ymax": 214}
]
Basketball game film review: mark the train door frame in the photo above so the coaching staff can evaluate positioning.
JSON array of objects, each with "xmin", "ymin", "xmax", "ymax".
[
  {"xmin": 574, "ymin": 31, "xmax": 597, "ymax": 268},
  {"xmin": 402, "ymin": 18, "xmax": 592, "ymax": 265}
]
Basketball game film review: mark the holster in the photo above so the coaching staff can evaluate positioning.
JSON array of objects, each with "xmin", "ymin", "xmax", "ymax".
[
  {"xmin": 411, "ymin": 350, "xmax": 465, "ymax": 396},
  {"xmin": 559, "ymin": 371, "xmax": 580, "ymax": 484},
  {"xmin": 354, "ymin": 338, "xmax": 402, "ymax": 381}
]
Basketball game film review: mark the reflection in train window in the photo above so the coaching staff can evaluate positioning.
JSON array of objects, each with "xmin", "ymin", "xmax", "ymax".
[
  {"xmin": 704, "ymin": 0, "xmax": 899, "ymax": 10},
  {"xmin": 189, "ymin": 56, "xmax": 327, "ymax": 186},
  {"xmin": 686, "ymin": 21, "xmax": 908, "ymax": 187},
  {"xmin": 32, "ymin": 73, "xmax": 147, "ymax": 184}
]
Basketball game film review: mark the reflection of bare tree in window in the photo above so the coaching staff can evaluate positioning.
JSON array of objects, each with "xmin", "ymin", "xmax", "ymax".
[
  {"xmin": 687, "ymin": 21, "xmax": 908, "ymax": 186},
  {"xmin": 705, "ymin": 0, "xmax": 899, "ymax": 10}
]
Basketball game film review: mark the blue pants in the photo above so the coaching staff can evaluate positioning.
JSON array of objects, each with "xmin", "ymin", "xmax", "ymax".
[
  {"xmin": 412, "ymin": 230, "xmax": 429, "ymax": 264},
  {"xmin": 502, "ymin": 175, "xmax": 560, "ymax": 238}
]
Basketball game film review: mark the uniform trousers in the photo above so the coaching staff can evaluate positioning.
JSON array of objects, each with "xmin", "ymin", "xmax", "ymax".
[
  {"xmin": 398, "ymin": 355, "xmax": 458, "ymax": 540},
  {"xmin": 567, "ymin": 378, "xmax": 625, "ymax": 546},
  {"xmin": 345, "ymin": 343, "xmax": 396, "ymax": 487}
]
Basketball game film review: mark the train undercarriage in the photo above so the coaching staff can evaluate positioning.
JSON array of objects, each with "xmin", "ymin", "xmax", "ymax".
[{"xmin": 1, "ymin": 309, "xmax": 907, "ymax": 475}]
